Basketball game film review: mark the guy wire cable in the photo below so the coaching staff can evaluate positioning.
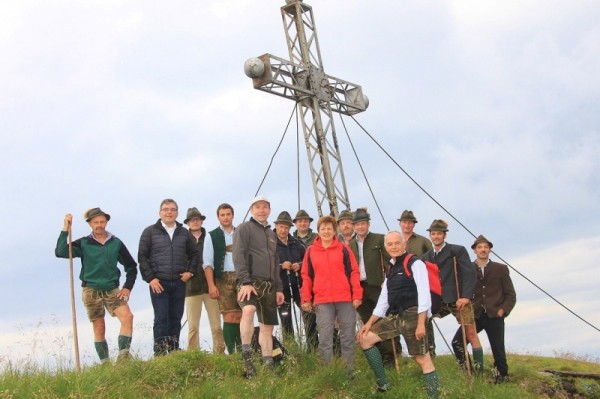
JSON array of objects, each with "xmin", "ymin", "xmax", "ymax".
[{"xmin": 349, "ymin": 115, "xmax": 600, "ymax": 334}]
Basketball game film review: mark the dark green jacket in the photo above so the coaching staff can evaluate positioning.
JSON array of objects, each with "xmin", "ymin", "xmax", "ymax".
[
  {"xmin": 406, "ymin": 232, "xmax": 433, "ymax": 257},
  {"xmin": 349, "ymin": 232, "xmax": 389, "ymax": 287},
  {"xmin": 55, "ymin": 230, "xmax": 137, "ymax": 291}
]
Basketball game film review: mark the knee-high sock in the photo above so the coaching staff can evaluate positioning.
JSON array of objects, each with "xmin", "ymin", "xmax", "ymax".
[
  {"xmin": 118, "ymin": 335, "xmax": 132, "ymax": 354},
  {"xmin": 473, "ymin": 347, "xmax": 484, "ymax": 372},
  {"xmin": 223, "ymin": 322, "xmax": 241, "ymax": 354},
  {"xmin": 423, "ymin": 370, "xmax": 440, "ymax": 399},
  {"xmin": 94, "ymin": 340, "xmax": 109, "ymax": 362},
  {"xmin": 363, "ymin": 346, "xmax": 389, "ymax": 387}
]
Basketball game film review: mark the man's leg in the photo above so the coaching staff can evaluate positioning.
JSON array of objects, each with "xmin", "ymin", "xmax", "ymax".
[
  {"xmin": 150, "ymin": 284, "xmax": 170, "ymax": 356},
  {"xmin": 185, "ymin": 294, "xmax": 202, "ymax": 350},
  {"xmin": 92, "ymin": 318, "xmax": 109, "ymax": 362},
  {"xmin": 483, "ymin": 315, "xmax": 509, "ymax": 379},
  {"xmin": 168, "ymin": 280, "xmax": 187, "ymax": 351},
  {"xmin": 113, "ymin": 304, "xmax": 134, "ymax": 359},
  {"xmin": 240, "ymin": 304, "xmax": 257, "ymax": 377},
  {"xmin": 223, "ymin": 312, "xmax": 242, "ymax": 354},
  {"xmin": 358, "ymin": 319, "xmax": 389, "ymax": 391},
  {"xmin": 202, "ymin": 294, "xmax": 225, "ymax": 354}
]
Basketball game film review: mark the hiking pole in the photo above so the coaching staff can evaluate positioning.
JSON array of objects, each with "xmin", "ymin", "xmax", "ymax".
[
  {"xmin": 67, "ymin": 219, "xmax": 81, "ymax": 372},
  {"xmin": 286, "ymin": 270, "xmax": 301, "ymax": 345},
  {"xmin": 454, "ymin": 256, "xmax": 471, "ymax": 377}
]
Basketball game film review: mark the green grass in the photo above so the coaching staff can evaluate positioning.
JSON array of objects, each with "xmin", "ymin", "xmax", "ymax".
[{"xmin": 1, "ymin": 343, "xmax": 599, "ymax": 399}]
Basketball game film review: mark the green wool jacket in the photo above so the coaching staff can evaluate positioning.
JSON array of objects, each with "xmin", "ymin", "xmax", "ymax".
[
  {"xmin": 406, "ymin": 232, "xmax": 433, "ymax": 257},
  {"xmin": 55, "ymin": 230, "xmax": 138, "ymax": 291},
  {"xmin": 349, "ymin": 232, "xmax": 389, "ymax": 287}
]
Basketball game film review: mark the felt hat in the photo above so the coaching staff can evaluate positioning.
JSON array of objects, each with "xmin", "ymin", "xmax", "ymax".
[
  {"xmin": 274, "ymin": 211, "xmax": 293, "ymax": 226},
  {"xmin": 427, "ymin": 219, "xmax": 448, "ymax": 232},
  {"xmin": 184, "ymin": 207, "xmax": 206, "ymax": 224},
  {"xmin": 84, "ymin": 207, "xmax": 110, "ymax": 222},
  {"xmin": 398, "ymin": 210, "xmax": 418, "ymax": 223},
  {"xmin": 352, "ymin": 207, "xmax": 371, "ymax": 223},
  {"xmin": 471, "ymin": 235, "xmax": 493, "ymax": 249},
  {"xmin": 250, "ymin": 196, "xmax": 270, "ymax": 207},
  {"xmin": 337, "ymin": 209, "xmax": 354, "ymax": 222},
  {"xmin": 293, "ymin": 209, "xmax": 313, "ymax": 223}
]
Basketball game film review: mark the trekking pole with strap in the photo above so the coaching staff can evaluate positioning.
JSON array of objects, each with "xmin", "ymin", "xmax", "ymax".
[
  {"xmin": 454, "ymin": 256, "xmax": 472, "ymax": 377},
  {"xmin": 67, "ymin": 219, "xmax": 81, "ymax": 372}
]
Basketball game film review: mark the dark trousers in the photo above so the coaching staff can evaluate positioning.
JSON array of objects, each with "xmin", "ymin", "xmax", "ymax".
[
  {"xmin": 150, "ymin": 279, "xmax": 186, "ymax": 355},
  {"xmin": 278, "ymin": 295, "xmax": 318, "ymax": 352},
  {"xmin": 452, "ymin": 312, "xmax": 508, "ymax": 376}
]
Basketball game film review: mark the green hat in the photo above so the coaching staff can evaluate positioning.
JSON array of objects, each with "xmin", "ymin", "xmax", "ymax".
[
  {"xmin": 471, "ymin": 235, "xmax": 493, "ymax": 249},
  {"xmin": 427, "ymin": 219, "xmax": 448, "ymax": 232},
  {"xmin": 184, "ymin": 207, "xmax": 206, "ymax": 224},
  {"xmin": 274, "ymin": 211, "xmax": 293, "ymax": 226},
  {"xmin": 84, "ymin": 207, "xmax": 110, "ymax": 222},
  {"xmin": 352, "ymin": 207, "xmax": 371, "ymax": 223},
  {"xmin": 398, "ymin": 210, "xmax": 418, "ymax": 223},
  {"xmin": 337, "ymin": 209, "xmax": 354, "ymax": 222},
  {"xmin": 293, "ymin": 209, "xmax": 313, "ymax": 223}
]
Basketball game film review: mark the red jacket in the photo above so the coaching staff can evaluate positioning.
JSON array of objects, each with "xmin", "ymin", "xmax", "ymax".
[{"xmin": 300, "ymin": 236, "xmax": 363, "ymax": 305}]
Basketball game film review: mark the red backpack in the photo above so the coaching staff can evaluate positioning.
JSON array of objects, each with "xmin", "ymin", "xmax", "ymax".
[{"xmin": 403, "ymin": 254, "xmax": 442, "ymax": 315}]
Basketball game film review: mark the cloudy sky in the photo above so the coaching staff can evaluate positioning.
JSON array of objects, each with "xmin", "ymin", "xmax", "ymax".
[{"xmin": 1, "ymin": 0, "xmax": 599, "ymax": 369}]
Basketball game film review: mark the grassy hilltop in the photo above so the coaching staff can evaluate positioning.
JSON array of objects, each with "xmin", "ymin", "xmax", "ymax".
[{"xmin": 1, "ymin": 344, "xmax": 599, "ymax": 398}]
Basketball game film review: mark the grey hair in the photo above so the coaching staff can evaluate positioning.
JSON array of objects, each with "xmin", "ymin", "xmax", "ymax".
[{"xmin": 384, "ymin": 230, "xmax": 406, "ymax": 244}]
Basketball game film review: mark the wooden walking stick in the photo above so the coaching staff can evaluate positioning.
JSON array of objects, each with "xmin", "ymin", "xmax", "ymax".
[
  {"xmin": 390, "ymin": 337, "xmax": 401, "ymax": 375},
  {"xmin": 67, "ymin": 219, "xmax": 81, "ymax": 372},
  {"xmin": 454, "ymin": 256, "xmax": 471, "ymax": 377}
]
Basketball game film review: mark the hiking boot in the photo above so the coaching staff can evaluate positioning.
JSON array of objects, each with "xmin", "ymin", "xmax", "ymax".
[
  {"xmin": 495, "ymin": 374, "xmax": 510, "ymax": 384},
  {"xmin": 243, "ymin": 351, "xmax": 256, "ymax": 379},
  {"xmin": 117, "ymin": 352, "xmax": 132, "ymax": 363},
  {"xmin": 376, "ymin": 382, "xmax": 391, "ymax": 392}
]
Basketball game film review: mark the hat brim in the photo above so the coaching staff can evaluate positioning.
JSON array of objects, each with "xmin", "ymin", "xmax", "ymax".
[
  {"xmin": 293, "ymin": 217, "xmax": 313, "ymax": 223},
  {"xmin": 86, "ymin": 213, "xmax": 110, "ymax": 222},
  {"xmin": 184, "ymin": 216, "xmax": 206, "ymax": 224}
]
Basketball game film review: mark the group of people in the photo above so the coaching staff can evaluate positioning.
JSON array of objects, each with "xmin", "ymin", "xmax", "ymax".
[{"xmin": 55, "ymin": 198, "xmax": 516, "ymax": 397}]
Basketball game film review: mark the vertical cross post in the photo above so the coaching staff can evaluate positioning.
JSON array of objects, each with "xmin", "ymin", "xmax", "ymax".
[{"xmin": 244, "ymin": 0, "xmax": 368, "ymax": 218}]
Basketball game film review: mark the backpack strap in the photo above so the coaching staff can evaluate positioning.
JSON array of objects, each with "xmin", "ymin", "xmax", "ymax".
[{"xmin": 402, "ymin": 253, "xmax": 417, "ymax": 278}]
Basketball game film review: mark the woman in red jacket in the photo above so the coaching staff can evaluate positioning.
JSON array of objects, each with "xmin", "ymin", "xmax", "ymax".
[{"xmin": 301, "ymin": 216, "xmax": 363, "ymax": 374}]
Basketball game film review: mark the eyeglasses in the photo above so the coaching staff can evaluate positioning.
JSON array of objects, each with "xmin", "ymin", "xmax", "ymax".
[{"xmin": 161, "ymin": 208, "xmax": 178, "ymax": 212}]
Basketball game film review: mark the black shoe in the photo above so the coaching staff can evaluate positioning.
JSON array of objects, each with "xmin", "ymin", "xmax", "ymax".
[{"xmin": 495, "ymin": 374, "xmax": 510, "ymax": 384}]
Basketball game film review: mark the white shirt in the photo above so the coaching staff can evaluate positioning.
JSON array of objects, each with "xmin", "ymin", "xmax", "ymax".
[
  {"xmin": 373, "ymin": 256, "xmax": 432, "ymax": 318},
  {"xmin": 203, "ymin": 226, "xmax": 236, "ymax": 272}
]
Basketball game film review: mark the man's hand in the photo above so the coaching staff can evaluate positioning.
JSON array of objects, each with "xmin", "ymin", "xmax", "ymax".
[
  {"xmin": 456, "ymin": 297, "xmax": 470, "ymax": 310},
  {"xmin": 180, "ymin": 272, "xmax": 193, "ymax": 282},
  {"xmin": 117, "ymin": 288, "xmax": 131, "ymax": 302},
  {"xmin": 208, "ymin": 285, "xmax": 220, "ymax": 299},
  {"xmin": 237, "ymin": 284, "xmax": 257, "ymax": 302},
  {"xmin": 276, "ymin": 292, "xmax": 285, "ymax": 306},
  {"xmin": 415, "ymin": 323, "xmax": 426, "ymax": 340},
  {"xmin": 358, "ymin": 323, "xmax": 371, "ymax": 340},
  {"xmin": 281, "ymin": 261, "xmax": 292, "ymax": 271},
  {"xmin": 291, "ymin": 262, "xmax": 301, "ymax": 272},
  {"xmin": 63, "ymin": 213, "xmax": 73, "ymax": 231},
  {"xmin": 149, "ymin": 278, "xmax": 163, "ymax": 294},
  {"xmin": 497, "ymin": 308, "xmax": 505, "ymax": 317}
]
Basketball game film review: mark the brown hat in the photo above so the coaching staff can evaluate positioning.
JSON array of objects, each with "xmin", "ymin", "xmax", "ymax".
[
  {"xmin": 337, "ymin": 209, "xmax": 354, "ymax": 222},
  {"xmin": 274, "ymin": 211, "xmax": 293, "ymax": 226},
  {"xmin": 352, "ymin": 207, "xmax": 371, "ymax": 223},
  {"xmin": 184, "ymin": 207, "xmax": 206, "ymax": 224},
  {"xmin": 293, "ymin": 209, "xmax": 313, "ymax": 223},
  {"xmin": 84, "ymin": 207, "xmax": 110, "ymax": 222},
  {"xmin": 398, "ymin": 210, "xmax": 418, "ymax": 223},
  {"xmin": 427, "ymin": 219, "xmax": 448, "ymax": 232},
  {"xmin": 471, "ymin": 235, "xmax": 493, "ymax": 249}
]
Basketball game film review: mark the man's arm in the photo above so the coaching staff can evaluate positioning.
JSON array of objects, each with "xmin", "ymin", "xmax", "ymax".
[
  {"xmin": 137, "ymin": 227, "xmax": 155, "ymax": 283},
  {"xmin": 117, "ymin": 240, "xmax": 138, "ymax": 291},
  {"xmin": 232, "ymin": 223, "xmax": 251, "ymax": 285},
  {"xmin": 499, "ymin": 264, "xmax": 517, "ymax": 316}
]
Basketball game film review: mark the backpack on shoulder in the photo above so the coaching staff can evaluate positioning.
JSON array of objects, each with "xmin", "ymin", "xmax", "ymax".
[{"xmin": 403, "ymin": 254, "xmax": 442, "ymax": 315}]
